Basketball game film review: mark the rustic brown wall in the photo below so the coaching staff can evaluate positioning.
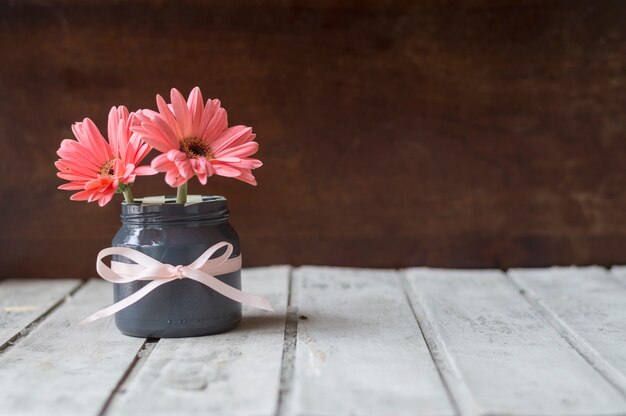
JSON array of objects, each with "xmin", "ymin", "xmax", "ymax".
[{"xmin": 1, "ymin": 1, "xmax": 626, "ymax": 278}]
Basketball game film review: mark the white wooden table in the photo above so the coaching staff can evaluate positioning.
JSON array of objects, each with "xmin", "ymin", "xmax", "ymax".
[{"xmin": 2, "ymin": 266, "xmax": 626, "ymax": 416}]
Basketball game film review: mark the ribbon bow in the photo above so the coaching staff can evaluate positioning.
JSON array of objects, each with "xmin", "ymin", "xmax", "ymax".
[{"xmin": 80, "ymin": 241, "xmax": 273, "ymax": 324}]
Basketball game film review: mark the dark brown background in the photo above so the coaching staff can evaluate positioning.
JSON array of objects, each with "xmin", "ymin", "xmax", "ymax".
[{"xmin": 1, "ymin": 1, "xmax": 626, "ymax": 278}]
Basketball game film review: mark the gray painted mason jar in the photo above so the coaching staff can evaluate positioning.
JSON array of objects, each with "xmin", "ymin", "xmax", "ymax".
[{"xmin": 112, "ymin": 196, "xmax": 242, "ymax": 338}]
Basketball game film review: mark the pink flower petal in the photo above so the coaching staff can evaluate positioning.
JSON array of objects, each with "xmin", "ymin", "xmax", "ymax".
[
  {"xmin": 57, "ymin": 147, "xmax": 101, "ymax": 173},
  {"xmin": 197, "ymin": 172, "xmax": 208, "ymax": 185},
  {"xmin": 134, "ymin": 122, "xmax": 177, "ymax": 153},
  {"xmin": 212, "ymin": 156, "xmax": 241, "ymax": 163},
  {"xmin": 155, "ymin": 94, "xmax": 182, "ymax": 138},
  {"xmin": 234, "ymin": 157, "xmax": 263, "ymax": 169},
  {"xmin": 68, "ymin": 123, "xmax": 109, "ymax": 168},
  {"xmin": 149, "ymin": 116, "xmax": 181, "ymax": 149},
  {"xmin": 175, "ymin": 158, "xmax": 194, "ymax": 179},
  {"xmin": 170, "ymin": 88, "xmax": 193, "ymax": 138},
  {"xmin": 55, "ymin": 159, "xmax": 99, "ymax": 177},
  {"xmin": 70, "ymin": 189, "xmax": 96, "ymax": 201},
  {"xmin": 131, "ymin": 138, "xmax": 152, "ymax": 164},
  {"xmin": 217, "ymin": 141, "xmax": 259, "ymax": 159},
  {"xmin": 57, "ymin": 171, "xmax": 96, "ymax": 181},
  {"xmin": 81, "ymin": 118, "xmax": 114, "ymax": 164},
  {"xmin": 187, "ymin": 87, "xmax": 204, "ymax": 133},
  {"xmin": 58, "ymin": 182, "xmax": 87, "ymax": 190},
  {"xmin": 85, "ymin": 177, "xmax": 113, "ymax": 190},
  {"xmin": 134, "ymin": 165, "xmax": 158, "ymax": 175},
  {"xmin": 165, "ymin": 170, "xmax": 187, "ymax": 187},
  {"xmin": 167, "ymin": 149, "xmax": 188, "ymax": 162},
  {"xmin": 123, "ymin": 134, "xmax": 144, "ymax": 165},
  {"xmin": 97, "ymin": 191, "xmax": 115, "ymax": 207},
  {"xmin": 189, "ymin": 158, "xmax": 207, "ymax": 185},
  {"xmin": 198, "ymin": 99, "xmax": 218, "ymax": 138},
  {"xmin": 211, "ymin": 126, "xmax": 253, "ymax": 154},
  {"xmin": 107, "ymin": 107, "xmax": 121, "ymax": 156},
  {"xmin": 233, "ymin": 169, "xmax": 258, "ymax": 186},
  {"xmin": 203, "ymin": 107, "xmax": 228, "ymax": 142},
  {"xmin": 107, "ymin": 106, "xmax": 132, "ymax": 158},
  {"xmin": 117, "ymin": 162, "xmax": 137, "ymax": 184},
  {"xmin": 151, "ymin": 153, "xmax": 176, "ymax": 171},
  {"xmin": 210, "ymin": 162, "xmax": 242, "ymax": 177}
]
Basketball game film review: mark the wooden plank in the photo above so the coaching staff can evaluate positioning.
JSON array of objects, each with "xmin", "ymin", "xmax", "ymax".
[
  {"xmin": 405, "ymin": 268, "xmax": 626, "ymax": 416},
  {"xmin": 288, "ymin": 267, "xmax": 455, "ymax": 416},
  {"xmin": 107, "ymin": 266, "xmax": 291, "ymax": 416},
  {"xmin": 0, "ymin": 279, "xmax": 81, "ymax": 348},
  {"xmin": 0, "ymin": 279, "xmax": 146, "ymax": 415},
  {"xmin": 509, "ymin": 266, "xmax": 626, "ymax": 396},
  {"xmin": 610, "ymin": 266, "xmax": 626, "ymax": 284}
]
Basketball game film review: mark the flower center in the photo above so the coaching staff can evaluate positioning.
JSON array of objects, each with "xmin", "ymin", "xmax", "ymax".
[
  {"xmin": 99, "ymin": 159, "xmax": 116, "ymax": 177},
  {"xmin": 180, "ymin": 137, "xmax": 213, "ymax": 159}
]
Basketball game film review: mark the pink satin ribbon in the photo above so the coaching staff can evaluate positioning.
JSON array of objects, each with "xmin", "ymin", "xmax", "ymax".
[{"xmin": 80, "ymin": 241, "xmax": 273, "ymax": 324}]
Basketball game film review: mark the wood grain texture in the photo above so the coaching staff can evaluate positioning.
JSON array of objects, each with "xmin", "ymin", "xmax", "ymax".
[
  {"xmin": 2, "ymin": 1, "xmax": 626, "ymax": 277},
  {"xmin": 0, "ymin": 279, "xmax": 81, "ymax": 348},
  {"xmin": 0, "ymin": 280, "xmax": 146, "ymax": 416},
  {"xmin": 107, "ymin": 266, "xmax": 290, "ymax": 416},
  {"xmin": 289, "ymin": 267, "xmax": 455, "ymax": 416},
  {"xmin": 404, "ymin": 268, "xmax": 626, "ymax": 416},
  {"xmin": 5, "ymin": 269, "xmax": 626, "ymax": 415},
  {"xmin": 508, "ymin": 266, "xmax": 626, "ymax": 396}
]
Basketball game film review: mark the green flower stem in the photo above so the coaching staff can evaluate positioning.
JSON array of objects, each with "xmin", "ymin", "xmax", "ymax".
[
  {"xmin": 122, "ymin": 187, "xmax": 134, "ymax": 204},
  {"xmin": 176, "ymin": 181, "xmax": 188, "ymax": 204}
]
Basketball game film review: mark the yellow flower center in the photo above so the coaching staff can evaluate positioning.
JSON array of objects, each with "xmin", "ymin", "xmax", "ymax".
[
  {"xmin": 180, "ymin": 137, "xmax": 213, "ymax": 159},
  {"xmin": 100, "ymin": 159, "xmax": 116, "ymax": 177}
]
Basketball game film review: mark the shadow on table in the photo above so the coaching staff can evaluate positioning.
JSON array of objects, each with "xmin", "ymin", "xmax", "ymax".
[
  {"xmin": 236, "ymin": 312, "xmax": 366, "ymax": 333},
  {"xmin": 236, "ymin": 314, "xmax": 288, "ymax": 332}
]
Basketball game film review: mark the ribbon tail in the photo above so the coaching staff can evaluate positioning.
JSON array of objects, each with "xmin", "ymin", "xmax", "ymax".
[
  {"xmin": 185, "ymin": 269, "xmax": 274, "ymax": 312},
  {"xmin": 79, "ymin": 279, "xmax": 171, "ymax": 325}
]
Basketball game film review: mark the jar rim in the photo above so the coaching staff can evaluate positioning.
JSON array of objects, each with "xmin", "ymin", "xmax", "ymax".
[
  {"xmin": 125, "ymin": 195, "xmax": 226, "ymax": 205},
  {"xmin": 120, "ymin": 195, "xmax": 229, "ymax": 225}
]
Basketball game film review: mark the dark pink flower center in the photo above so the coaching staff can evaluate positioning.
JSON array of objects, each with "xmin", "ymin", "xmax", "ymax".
[{"xmin": 180, "ymin": 137, "xmax": 213, "ymax": 159}]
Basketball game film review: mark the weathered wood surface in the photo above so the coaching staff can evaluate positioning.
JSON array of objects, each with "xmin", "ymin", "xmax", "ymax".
[
  {"xmin": 0, "ymin": 279, "xmax": 81, "ymax": 348},
  {"xmin": 610, "ymin": 266, "xmax": 626, "ymax": 284},
  {"xmin": 107, "ymin": 266, "xmax": 291, "ymax": 416},
  {"xmin": 288, "ymin": 267, "xmax": 455, "ymax": 416},
  {"xmin": 509, "ymin": 266, "xmax": 626, "ymax": 396},
  {"xmin": 3, "ymin": 267, "xmax": 626, "ymax": 415},
  {"xmin": 404, "ymin": 268, "xmax": 626, "ymax": 416},
  {"xmin": 0, "ymin": 280, "xmax": 146, "ymax": 415}
]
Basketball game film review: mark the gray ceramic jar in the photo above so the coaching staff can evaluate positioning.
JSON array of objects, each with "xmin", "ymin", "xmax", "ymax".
[{"xmin": 111, "ymin": 196, "xmax": 242, "ymax": 338}]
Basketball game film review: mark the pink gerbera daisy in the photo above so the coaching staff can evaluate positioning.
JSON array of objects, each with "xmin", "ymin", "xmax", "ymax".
[
  {"xmin": 56, "ymin": 106, "xmax": 154, "ymax": 206},
  {"xmin": 133, "ymin": 87, "xmax": 262, "ymax": 188}
]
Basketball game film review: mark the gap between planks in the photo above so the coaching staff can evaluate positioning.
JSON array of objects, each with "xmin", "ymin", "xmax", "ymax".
[
  {"xmin": 506, "ymin": 266, "xmax": 626, "ymax": 400},
  {"xmin": 290, "ymin": 267, "xmax": 456, "ymax": 416},
  {"xmin": 96, "ymin": 267, "xmax": 626, "ymax": 416},
  {"xmin": 402, "ymin": 270, "xmax": 479, "ymax": 416},
  {"xmin": 98, "ymin": 338, "xmax": 160, "ymax": 416},
  {"xmin": 275, "ymin": 267, "xmax": 298, "ymax": 416},
  {"xmin": 9, "ymin": 267, "xmax": 626, "ymax": 416},
  {"xmin": 0, "ymin": 278, "xmax": 163, "ymax": 416},
  {"xmin": 404, "ymin": 267, "xmax": 626, "ymax": 416},
  {"xmin": 101, "ymin": 266, "xmax": 292, "ymax": 416},
  {"xmin": 400, "ymin": 273, "xmax": 461, "ymax": 416},
  {"xmin": 0, "ymin": 279, "xmax": 88, "ymax": 356},
  {"xmin": 99, "ymin": 266, "xmax": 301, "ymax": 416}
]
